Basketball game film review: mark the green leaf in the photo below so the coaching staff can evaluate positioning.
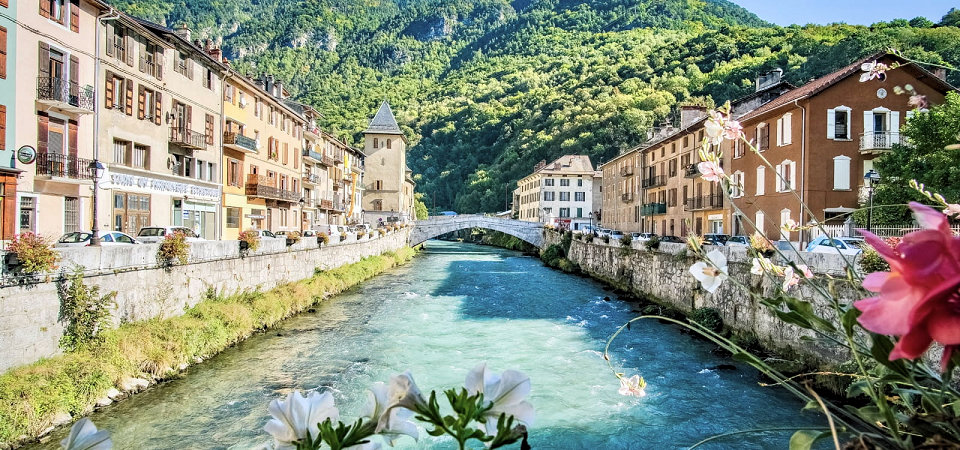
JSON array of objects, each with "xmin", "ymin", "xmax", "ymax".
[
  {"xmin": 841, "ymin": 306, "xmax": 861, "ymax": 336},
  {"xmin": 789, "ymin": 430, "xmax": 830, "ymax": 450}
]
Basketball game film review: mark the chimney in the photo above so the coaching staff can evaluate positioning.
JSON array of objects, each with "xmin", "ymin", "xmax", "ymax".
[
  {"xmin": 174, "ymin": 24, "xmax": 191, "ymax": 42},
  {"xmin": 680, "ymin": 105, "xmax": 707, "ymax": 128},
  {"xmin": 534, "ymin": 160, "xmax": 546, "ymax": 172},
  {"xmin": 206, "ymin": 46, "xmax": 222, "ymax": 64},
  {"xmin": 933, "ymin": 68, "xmax": 947, "ymax": 81},
  {"xmin": 275, "ymin": 81, "xmax": 284, "ymax": 99},
  {"xmin": 756, "ymin": 68, "xmax": 783, "ymax": 92}
]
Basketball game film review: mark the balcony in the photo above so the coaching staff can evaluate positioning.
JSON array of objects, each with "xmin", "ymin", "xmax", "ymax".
[
  {"xmin": 302, "ymin": 148, "xmax": 324, "ymax": 163},
  {"xmin": 683, "ymin": 194, "xmax": 724, "ymax": 211},
  {"xmin": 860, "ymin": 132, "xmax": 901, "ymax": 154},
  {"xmin": 319, "ymin": 199, "xmax": 334, "ymax": 210},
  {"xmin": 342, "ymin": 175, "xmax": 352, "ymax": 183},
  {"xmin": 684, "ymin": 164, "xmax": 700, "ymax": 178},
  {"xmin": 352, "ymin": 164, "xmax": 363, "ymax": 174},
  {"xmin": 35, "ymin": 152, "xmax": 95, "ymax": 181},
  {"xmin": 170, "ymin": 127, "xmax": 207, "ymax": 150},
  {"xmin": 332, "ymin": 180, "xmax": 343, "ymax": 190},
  {"xmin": 621, "ymin": 193, "xmax": 634, "ymax": 202},
  {"xmin": 318, "ymin": 155, "xmax": 334, "ymax": 167},
  {"xmin": 302, "ymin": 198, "xmax": 315, "ymax": 208},
  {"xmin": 303, "ymin": 173, "xmax": 320, "ymax": 185},
  {"xmin": 223, "ymin": 132, "xmax": 258, "ymax": 153},
  {"xmin": 333, "ymin": 154, "xmax": 344, "ymax": 164},
  {"xmin": 36, "ymin": 77, "xmax": 94, "ymax": 114},
  {"xmin": 304, "ymin": 123, "xmax": 321, "ymax": 139},
  {"xmin": 641, "ymin": 175, "xmax": 667, "ymax": 189},
  {"xmin": 641, "ymin": 202, "xmax": 667, "ymax": 215},
  {"xmin": 245, "ymin": 174, "xmax": 300, "ymax": 203},
  {"xmin": 620, "ymin": 166, "xmax": 634, "ymax": 177}
]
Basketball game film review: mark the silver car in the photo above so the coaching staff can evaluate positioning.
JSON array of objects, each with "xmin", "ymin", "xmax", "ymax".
[
  {"xmin": 54, "ymin": 231, "xmax": 140, "ymax": 247},
  {"xmin": 136, "ymin": 226, "xmax": 202, "ymax": 244}
]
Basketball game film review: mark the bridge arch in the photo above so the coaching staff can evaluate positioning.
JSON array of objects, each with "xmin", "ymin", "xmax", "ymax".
[{"xmin": 409, "ymin": 215, "xmax": 545, "ymax": 249}]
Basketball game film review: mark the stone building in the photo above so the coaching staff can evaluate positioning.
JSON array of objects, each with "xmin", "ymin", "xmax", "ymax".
[
  {"xmin": 730, "ymin": 53, "xmax": 955, "ymax": 243},
  {"xmin": 362, "ymin": 101, "xmax": 413, "ymax": 223},
  {"xmin": 515, "ymin": 155, "xmax": 596, "ymax": 231}
]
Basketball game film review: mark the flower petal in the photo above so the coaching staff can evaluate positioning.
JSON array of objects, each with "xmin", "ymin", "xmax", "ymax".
[
  {"xmin": 490, "ymin": 370, "xmax": 531, "ymax": 407},
  {"xmin": 464, "ymin": 363, "xmax": 487, "ymax": 396},
  {"xmin": 910, "ymin": 202, "xmax": 950, "ymax": 233}
]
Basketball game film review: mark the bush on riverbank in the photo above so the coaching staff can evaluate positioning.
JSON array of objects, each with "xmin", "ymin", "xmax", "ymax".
[
  {"xmin": 478, "ymin": 230, "xmax": 537, "ymax": 253},
  {"xmin": 0, "ymin": 247, "xmax": 417, "ymax": 447}
]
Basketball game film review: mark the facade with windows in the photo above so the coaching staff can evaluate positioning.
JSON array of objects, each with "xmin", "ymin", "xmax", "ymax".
[
  {"xmin": 14, "ymin": 0, "xmax": 103, "ymax": 237},
  {"xmin": 0, "ymin": 0, "xmax": 18, "ymax": 240},
  {"xmin": 730, "ymin": 53, "xmax": 953, "ymax": 243},
  {"xmin": 288, "ymin": 104, "xmax": 333, "ymax": 230},
  {"xmin": 362, "ymin": 101, "xmax": 413, "ymax": 223},
  {"xmin": 515, "ymin": 155, "xmax": 596, "ymax": 231}
]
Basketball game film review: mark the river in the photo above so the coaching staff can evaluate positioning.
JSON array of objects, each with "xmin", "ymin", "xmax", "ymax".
[{"xmin": 35, "ymin": 240, "xmax": 821, "ymax": 449}]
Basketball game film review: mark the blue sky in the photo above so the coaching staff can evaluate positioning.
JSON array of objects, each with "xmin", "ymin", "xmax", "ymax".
[{"xmin": 729, "ymin": 1, "xmax": 957, "ymax": 26}]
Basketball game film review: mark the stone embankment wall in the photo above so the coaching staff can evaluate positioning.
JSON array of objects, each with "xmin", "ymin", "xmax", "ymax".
[
  {"xmin": 544, "ymin": 231, "xmax": 863, "ymax": 365},
  {"xmin": 0, "ymin": 231, "xmax": 410, "ymax": 372}
]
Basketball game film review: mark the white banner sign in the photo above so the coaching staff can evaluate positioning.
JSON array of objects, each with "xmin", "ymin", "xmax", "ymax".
[{"xmin": 105, "ymin": 172, "xmax": 221, "ymax": 202}]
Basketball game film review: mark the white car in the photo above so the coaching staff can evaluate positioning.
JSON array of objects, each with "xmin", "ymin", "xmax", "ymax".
[
  {"xmin": 54, "ymin": 231, "xmax": 140, "ymax": 247},
  {"xmin": 245, "ymin": 229, "xmax": 282, "ymax": 239},
  {"xmin": 806, "ymin": 236, "xmax": 864, "ymax": 256},
  {"xmin": 136, "ymin": 226, "xmax": 202, "ymax": 244},
  {"xmin": 315, "ymin": 224, "xmax": 346, "ymax": 241}
]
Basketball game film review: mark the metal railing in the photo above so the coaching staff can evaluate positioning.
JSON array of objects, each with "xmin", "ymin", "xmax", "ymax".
[
  {"xmin": 621, "ymin": 193, "xmax": 634, "ymax": 202},
  {"xmin": 683, "ymin": 194, "xmax": 723, "ymax": 211},
  {"xmin": 223, "ymin": 132, "xmax": 257, "ymax": 152},
  {"xmin": 620, "ymin": 166, "xmax": 634, "ymax": 177},
  {"xmin": 641, "ymin": 202, "xmax": 667, "ymax": 215},
  {"xmin": 641, "ymin": 175, "xmax": 667, "ymax": 188},
  {"xmin": 170, "ymin": 127, "xmax": 207, "ymax": 149},
  {"xmin": 684, "ymin": 163, "xmax": 700, "ymax": 178},
  {"xmin": 859, "ymin": 132, "xmax": 901, "ymax": 152},
  {"xmin": 319, "ymin": 199, "xmax": 334, "ymax": 210},
  {"xmin": 319, "ymin": 155, "xmax": 334, "ymax": 166},
  {"xmin": 244, "ymin": 174, "xmax": 300, "ymax": 202},
  {"xmin": 36, "ymin": 77, "xmax": 95, "ymax": 111},
  {"xmin": 303, "ymin": 173, "xmax": 320, "ymax": 184},
  {"xmin": 302, "ymin": 148, "xmax": 324, "ymax": 162},
  {"xmin": 36, "ymin": 152, "xmax": 95, "ymax": 180}
]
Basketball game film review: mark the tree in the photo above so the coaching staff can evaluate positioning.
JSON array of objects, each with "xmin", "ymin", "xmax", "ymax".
[
  {"xmin": 941, "ymin": 8, "xmax": 960, "ymax": 27},
  {"xmin": 860, "ymin": 92, "xmax": 960, "ymax": 225},
  {"xmin": 414, "ymin": 193, "xmax": 429, "ymax": 220},
  {"xmin": 909, "ymin": 17, "xmax": 934, "ymax": 28}
]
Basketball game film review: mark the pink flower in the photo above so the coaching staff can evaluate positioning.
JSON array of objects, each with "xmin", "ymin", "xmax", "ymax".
[
  {"xmin": 704, "ymin": 111, "xmax": 743, "ymax": 144},
  {"xmin": 723, "ymin": 120, "xmax": 743, "ymax": 141},
  {"xmin": 697, "ymin": 161, "xmax": 725, "ymax": 183},
  {"xmin": 944, "ymin": 203, "xmax": 960, "ymax": 219},
  {"xmin": 908, "ymin": 94, "xmax": 929, "ymax": 110},
  {"xmin": 782, "ymin": 266, "xmax": 800, "ymax": 291},
  {"xmin": 855, "ymin": 202, "xmax": 960, "ymax": 369},
  {"xmin": 859, "ymin": 61, "xmax": 889, "ymax": 82}
]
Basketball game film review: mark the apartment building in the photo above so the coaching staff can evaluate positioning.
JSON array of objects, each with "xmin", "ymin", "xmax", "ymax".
[
  {"xmin": 15, "ymin": 0, "xmax": 104, "ymax": 237},
  {"xmin": 288, "ymin": 103, "xmax": 333, "ymax": 230},
  {"xmin": 0, "ymin": 0, "xmax": 18, "ymax": 239},
  {"xmin": 345, "ymin": 146, "xmax": 365, "ymax": 225},
  {"xmin": 730, "ymin": 53, "xmax": 954, "ymax": 243},
  {"xmin": 362, "ymin": 101, "xmax": 414, "ymax": 223},
  {"xmin": 599, "ymin": 149, "xmax": 641, "ymax": 233},
  {"xmin": 515, "ymin": 155, "xmax": 596, "ymax": 231}
]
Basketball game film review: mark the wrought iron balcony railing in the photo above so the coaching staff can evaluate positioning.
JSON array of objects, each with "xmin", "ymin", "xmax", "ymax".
[
  {"xmin": 170, "ymin": 127, "xmax": 207, "ymax": 149},
  {"xmin": 683, "ymin": 194, "xmax": 723, "ymax": 211},
  {"xmin": 223, "ymin": 132, "xmax": 257, "ymax": 153},
  {"xmin": 641, "ymin": 202, "xmax": 667, "ymax": 215},
  {"xmin": 244, "ymin": 174, "xmax": 300, "ymax": 202},
  {"xmin": 36, "ymin": 152, "xmax": 95, "ymax": 180},
  {"xmin": 860, "ymin": 132, "xmax": 901, "ymax": 153},
  {"xmin": 36, "ymin": 77, "xmax": 94, "ymax": 112},
  {"xmin": 641, "ymin": 175, "xmax": 667, "ymax": 188}
]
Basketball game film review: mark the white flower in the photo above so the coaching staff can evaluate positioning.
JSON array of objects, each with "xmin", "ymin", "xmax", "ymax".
[
  {"xmin": 782, "ymin": 266, "xmax": 801, "ymax": 291},
  {"xmin": 944, "ymin": 203, "xmax": 960, "ymax": 219},
  {"xmin": 364, "ymin": 382, "xmax": 419, "ymax": 446},
  {"xmin": 704, "ymin": 114, "xmax": 725, "ymax": 145},
  {"xmin": 750, "ymin": 257, "xmax": 771, "ymax": 275},
  {"xmin": 689, "ymin": 250, "xmax": 728, "ymax": 293},
  {"xmin": 61, "ymin": 418, "xmax": 111, "ymax": 450},
  {"xmin": 697, "ymin": 161, "xmax": 725, "ymax": 183},
  {"xmin": 617, "ymin": 375, "xmax": 646, "ymax": 397},
  {"xmin": 859, "ymin": 61, "xmax": 889, "ymax": 82},
  {"xmin": 464, "ymin": 363, "xmax": 535, "ymax": 435},
  {"xmin": 264, "ymin": 390, "xmax": 339, "ymax": 450},
  {"xmin": 377, "ymin": 371, "xmax": 428, "ymax": 434},
  {"xmin": 798, "ymin": 264, "xmax": 813, "ymax": 279}
]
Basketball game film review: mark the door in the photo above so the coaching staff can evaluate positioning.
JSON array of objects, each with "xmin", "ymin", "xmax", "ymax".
[{"xmin": 113, "ymin": 192, "xmax": 150, "ymax": 235}]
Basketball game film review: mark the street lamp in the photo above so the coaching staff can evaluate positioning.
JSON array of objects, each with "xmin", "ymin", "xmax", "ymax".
[
  {"xmin": 298, "ymin": 197, "xmax": 305, "ymax": 233},
  {"xmin": 864, "ymin": 169, "xmax": 880, "ymax": 232},
  {"xmin": 588, "ymin": 211, "xmax": 594, "ymax": 235},
  {"xmin": 88, "ymin": 160, "xmax": 105, "ymax": 246}
]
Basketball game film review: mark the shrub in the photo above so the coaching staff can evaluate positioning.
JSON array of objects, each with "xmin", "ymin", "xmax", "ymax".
[
  {"xmin": 540, "ymin": 243, "xmax": 565, "ymax": 266},
  {"xmin": 644, "ymin": 235, "xmax": 661, "ymax": 250},
  {"xmin": 238, "ymin": 230, "xmax": 261, "ymax": 252},
  {"xmin": 318, "ymin": 232, "xmax": 330, "ymax": 245},
  {"xmin": 690, "ymin": 307, "xmax": 724, "ymax": 334},
  {"xmin": 58, "ymin": 270, "xmax": 116, "ymax": 352},
  {"xmin": 556, "ymin": 257, "xmax": 579, "ymax": 273},
  {"xmin": 357, "ymin": 231, "xmax": 366, "ymax": 239},
  {"xmin": 157, "ymin": 231, "xmax": 190, "ymax": 266},
  {"xmin": 5, "ymin": 232, "xmax": 59, "ymax": 273},
  {"xmin": 859, "ymin": 236, "xmax": 899, "ymax": 273},
  {"xmin": 620, "ymin": 234, "xmax": 633, "ymax": 247},
  {"xmin": 285, "ymin": 231, "xmax": 302, "ymax": 245}
]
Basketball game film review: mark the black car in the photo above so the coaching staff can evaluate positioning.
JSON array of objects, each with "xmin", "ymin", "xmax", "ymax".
[
  {"xmin": 660, "ymin": 235, "xmax": 684, "ymax": 243},
  {"xmin": 703, "ymin": 233, "xmax": 731, "ymax": 246}
]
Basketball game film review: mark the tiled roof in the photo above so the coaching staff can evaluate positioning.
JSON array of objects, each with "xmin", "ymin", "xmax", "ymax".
[
  {"xmin": 364, "ymin": 101, "xmax": 404, "ymax": 135},
  {"xmin": 538, "ymin": 155, "xmax": 594, "ymax": 173}
]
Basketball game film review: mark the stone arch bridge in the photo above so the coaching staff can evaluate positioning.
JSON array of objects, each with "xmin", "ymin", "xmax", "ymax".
[{"xmin": 409, "ymin": 215, "xmax": 545, "ymax": 248}]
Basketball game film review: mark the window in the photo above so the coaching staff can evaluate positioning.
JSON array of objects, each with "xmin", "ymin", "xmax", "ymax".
[
  {"xmin": 559, "ymin": 208, "xmax": 570, "ymax": 218},
  {"xmin": 205, "ymin": 114, "xmax": 214, "ymax": 145},
  {"xmin": 827, "ymin": 107, "xmax": 851, "ymax": 140},
  {"xmin": 683, "ymin": 136, "xmax": 689, "ymax": 148},
  {"xmin": 776, "ymin": 113, "xmax": 792, "ymax": 146},
  {"xmin": 63, "ymin": 197, "xmax": 78, "ymax": 232},
  {"xmin": 833, "ymin": 155, "xmax": 851, "ymax": 190},
  {"xmin": 207, "ymin": 162, "xmax": 215, "ymax": 182},
  {"xmin": 559, "ymin": 192, "xmax": 570, "ymax": 201},
  {"xmin": 543, "ymin": 192, "xmax": 555, "ymax": 201},
  {"xmin": 203, "ymin": 68, "xmax": 213, "ymax": 89},
  {"xmin": 104, "ymin": 74, "xmax": 126, "ymax": 111},
  {"xmin": 373, "ymin": 137, "xmax": 378, "ymax": 148},
  {"xmin": 754, "ymin": 210, "xmax": 765, "ymax": 234},
  {"xmin": 668, "ymin": 188, "xmax": 677, "ymax": 207},
  {"xmin": 776, "ymin": 160, "xmax": 796, "ymax": 192},
  {"xmin": 733, "ymin": 139, "xmax": 744, "ymax": 159},
  {"xmin": 577, "ymin": 179, "xmax": 583, "ymax": 187},
  {"xmin": 544, "ymin": 179, "xmax": 554, "ymax": 186},
  {"xmin": 19, "ymin": 196, "xmax": 36, "ymax": 231},
  {"xmin": 731, "ymin": 171, "xmax": 744, "ymax": 198},
  {"xmin": 575, "ymin": 192, "xmax": 585, "ymax": 201},
  {"xmin": 226, "ymin": 207, "xmax": 240, "ymax": 228},
  {"xmin": 112, "ymin": 139, "xmax": 130, "ymax": 165},
  {"xmin": 132, "ymin": 144, "xmax": 148, "ymax": 169},
  {"xmin": 668, "ymin": 159, "xmax": 677, "ymax": 177},
  {"xmin": 387, "ymin": 139, "xmax": 392, "ymax": 149},
  {"xmin": 780, "ymin": 209, "xmax": 792, "ymax": 237},
  {"xmin": 756, "ymin": 166, "xmax": 765, "ymax": 195},
  {"xmin": 560, "ymin": 179, "xmax": 570, "ymax": 187},
  {"xmin": 228, "ymin": 159, "xmax": 240, "ymax": 187},
  {"xmin": 254, "ymin": 97, "xmax": 262, "ymax": 117},
  {"xmin": 140, "ymin": 88, "xmax": 155, "ymax": 121},
  {"xmin": 756, "ymin": 123, "xmax": 769, "ymax": 151},
  {"xmin": 43, "ymin": 0, "xmax": 66, "ymax": 23}
]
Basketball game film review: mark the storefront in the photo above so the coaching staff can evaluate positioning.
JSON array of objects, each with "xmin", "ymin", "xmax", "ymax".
[{"xmin": 102, "ymin": 169, "xmax": 221, "ymax": 239}]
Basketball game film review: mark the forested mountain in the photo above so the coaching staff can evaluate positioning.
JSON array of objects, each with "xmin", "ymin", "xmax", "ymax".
[{"xmin": 110, "ymin": 0, "xmax": 960, "ymax": 212}]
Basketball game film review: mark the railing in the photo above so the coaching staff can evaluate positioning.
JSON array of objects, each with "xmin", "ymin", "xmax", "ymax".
[
  {"xmin": 36, "ymin": 77, "xmax": 95, "ymax": 111},
  {"xmin": 302, "ymin": 148, "xmax": 324, "ymax": 162},
  {"xmin": 170, "ymin": 127, "xmax": 207, "ymax": 149},
  {"xmin": 319, "ymin": 155, "xmax": 335, "ymax": 166},
  {"xmin": 343, "ymin": 176, "xmax": 352, "ymax": 183},
  {"xmin": 302, "ymin": 198, "xmax": 315, "ymax": 208},
  {"xmin": 620, "ymin": 166, "xmax": 634, "ymax": 177},
  {"xmin": 138, "ymin": 56, "xmax": 158, "ymax": 77},
  {"xmin": 319, "ymin": 199, "xmax": 334, "ymax": 210},
  {"xmin": 223, "ymin": 132, "xmax": 257, "ymax": 152},
  {"xmin": 244, "ymin": 174, "xmax": 300, "ymax": 202},
  {"xmin": 621, "ymin": 193, "xmax": 634, "ymax": 202},
  {"xmin": 683, "ymin": 194, "xmax": 723, "ymax": 211},
  {"xmin": 859, "ymin": 132, "xmax": 901, "ymax": 152},
  {"xmin": 333, "ymin": 154, "xmax": 344, "ymax": 164},
  {"xmin": 641, "ymin": 202, "xmax": 667, "ymax": 215},
  {"xmin": 641, "ymin": 175, "xmax": 667, "ymax": 188},
  {"xmin": 684, "ymin": 163, "xmax": 700, "ymax": 178},
  {"xmin": 303, "ymin": 173, "xmax": 320, "ymax": 184},
  {"xmin": 35, "ymin": 152, "xmax": 95, "ymax": 180},
  {"xmin": 332, "ymin": 180, "xmax": 343, "ymax": 190}
]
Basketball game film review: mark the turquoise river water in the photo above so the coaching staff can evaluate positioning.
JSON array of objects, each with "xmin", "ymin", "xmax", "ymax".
[{"xmin": 35, "ymin": 241, "xmax": 822, "ymax": 449}]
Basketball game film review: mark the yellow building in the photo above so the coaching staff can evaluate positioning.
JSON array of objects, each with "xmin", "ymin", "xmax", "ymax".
[{"xmin": 221, "ymin": 73, "xmax": 304, "ymax": 239}]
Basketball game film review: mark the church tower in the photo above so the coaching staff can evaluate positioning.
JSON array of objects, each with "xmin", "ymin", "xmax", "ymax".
[{"xmin": 362, "ymin": 101, "xmax": 412, "ymax": 222}]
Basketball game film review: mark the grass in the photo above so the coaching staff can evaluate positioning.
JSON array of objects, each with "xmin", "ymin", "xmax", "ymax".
[{"xmin": 0, "ymin": 247, "xmax": 417, "ymax": 446}]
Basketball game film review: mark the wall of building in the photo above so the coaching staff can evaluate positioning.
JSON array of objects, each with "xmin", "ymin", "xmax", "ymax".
[
  {"xmin": 0, "ymin": 229, "xmax": 410, "ymax": 371},
  {"xmin": 363, "ymin": 133, "xmax": 406, "ymax": 216}
]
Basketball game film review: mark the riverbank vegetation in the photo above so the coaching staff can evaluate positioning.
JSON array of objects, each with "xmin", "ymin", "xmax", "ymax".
[{"xmin": 0, "ymin": 248, "xmax": 417, "ymax": 447}]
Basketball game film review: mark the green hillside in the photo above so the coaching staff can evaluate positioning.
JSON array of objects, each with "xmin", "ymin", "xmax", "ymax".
[{"xmin": 110, "ymin": 0, "xmax": 960, "ymax": 212}]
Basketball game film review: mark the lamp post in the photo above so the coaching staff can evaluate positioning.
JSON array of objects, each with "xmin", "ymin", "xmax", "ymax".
[
  {"xmin": 589, "ymin": 211, "xmax": 594, "ymax": 235},
  {"xmin": 298, "ymin": 197, "xmax": 305, "ymax": 233},
  {"xmin": 864, "ymin": 169, "xmax": 880, "ymax": 232},
  {"xmin": 88, "ymin": 160, "xmax": 105, "ymax": 246}
]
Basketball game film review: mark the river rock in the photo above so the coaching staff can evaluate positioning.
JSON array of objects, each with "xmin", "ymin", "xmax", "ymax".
[
  {"xmin": 105, "ymin": 388, "xmax": 121, "ymax": 400},
  {"xmin": 120, "ymin": 377, "xmax": 150, "ymax": 392},
  {"xmin": 179, "ymin": 363, "xmax": 189, "ymax": 371},
  {"xmin": 96, "ymin": 397, "xmax": 113, "ymax": 407}
]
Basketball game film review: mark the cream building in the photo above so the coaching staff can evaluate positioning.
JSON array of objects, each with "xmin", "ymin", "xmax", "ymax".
[
  {"xmin": 362, "ymin": 101, "xmax": 413, "ymax": 223},
  {"xmin": 516, "ymin": 155, "xmax": 596, "ymax": 231}
]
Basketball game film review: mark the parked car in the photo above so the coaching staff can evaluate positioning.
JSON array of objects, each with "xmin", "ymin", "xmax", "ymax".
[
  {"xmin": 703, "ymin": 233, "xmax": 731, "ymax": 246},
  {"xmin": 136, "ymin": 226, "xmax": 202, "ymax": 244},
  {"xmin": 354, "ymin": 224, "xmax": 373, "ymax": 234},
  {"xmin": 245, "ymin": 229, "xmax": 281, "ymax": 239},
  {"xmin": 631, "ymin": 232, "xmax": 658, "ymax": 241},
  {"xmin": 726, "ymin": 235, "xmax": 750, "ymax": 246},
  {"xmin": 595, "ymin": 228, "xmax": 611, "ymax": 238},
  {"xmin": 609, "ymin": 230, "xmax": 625, "ymax": 240},
  {"xmin": 660, "ymin": 235, "xmax": 684, "ymax": 243},
  {"xmin": 301, "ymin": 230, "xmax": 317, "ymax": 238},
  {"xmin": 54, "ymin": 231, "xmax": 140, "ymax": 247},
  {"xmin": 805, "ymin": 235, "xmax": 865, "ymax": 256},
  {"xmin": 316, "ymin": 224, "xmax": 346, "ymax": 240}
]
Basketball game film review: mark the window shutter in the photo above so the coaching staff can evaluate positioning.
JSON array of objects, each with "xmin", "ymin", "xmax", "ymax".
[
  {"xmin": 756, "ymin": 166, "xmax": 765, "ymax": 195},
  {"xmin": 155, "ymin": 51, "xmax": 163, "ymax": 80},
  {"xmin": 105, "ymin": 24, "xmax": 114, "ymax": 57},
  {"xmin": 776, "ymin": 117, "xmax": 783, "ymax": 146},
  {"xmin": 124, "ymin": 79, "xmax": 133, "ymax": 115},
  {"xmin": 186, "ymin": 58, "xmax": 194, "ymax": 80},
  {"xmin": 38, "ymin": 42, "xmax": 50, "ymax": 79},
  {"xmin": 125, "ymin": 35, "xmax": 134, "ymax": 66},
  {"xmin": 205, "ymin": 113, "xmax": 213, "ymax": 144},
  {"xmin": 890, "ymin": 111, "xmax": 900, "ymax": 134},
  {"xmin": 783, "ymin": 114, "xmax": 792, "ymax": 144},
  {"xmin": 69, "ymin": 55, "xmax": 78, "ymax": 85},
  {"xmin": 153, "ymin": 91, "xmax": 162, "ymax": 125},
  {"xmin": 138, "ymin": 41, "xmax": 147, "ymax": 72},
  {"xmin": 104, "ymin": 73, "xmax": 114, "ymax": 109},
  {"xmin": 789, "ymin": 162, "xmax": 796, "ymax": 191},
  {"xmin": 137, "ymin": 84, "xmax": 145, "ymax": 119},
  {"xmin": 863, "ymin": 110, "xmax": 874, "ymax": 134},
  {"xmin": 0, "ymin": 27, "xmax": 6, "ymax": 79},
  {"xmin": 0, "ymin": 105, "xmax": 6, "ymax": 150},
  {"xmin": 185, "ymin": 104, "xmax": 192, "ymax": 131},
  {"xmin": 68, "ymin": 119, "xmax": 78, "ymax": 156},
  {"xmin": 69, "ymin": 0, "xmax": 79, "ymax": 32},
  {"xmin": 37, "ymin": 114, "xmax": 48, "ymax": 154},
  {"xmin": 775, "ymin": 164, "xmax": 782, "ymax": 192},
  {"xmin": 39, "ymin": 0, "xmax": 51, "ymax": 19},
  {"xmin": 833, "ymin": 157, "xmax": 850, "ymax": 190},
  {"xmin": 826, "ymin": 109, "xmax": 835, "ymax": 139}
]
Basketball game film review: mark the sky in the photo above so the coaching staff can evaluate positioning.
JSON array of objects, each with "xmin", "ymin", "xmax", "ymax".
[{"xmin": 729, "ymin": 1, "xmax": 956, "ymax": 26}]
